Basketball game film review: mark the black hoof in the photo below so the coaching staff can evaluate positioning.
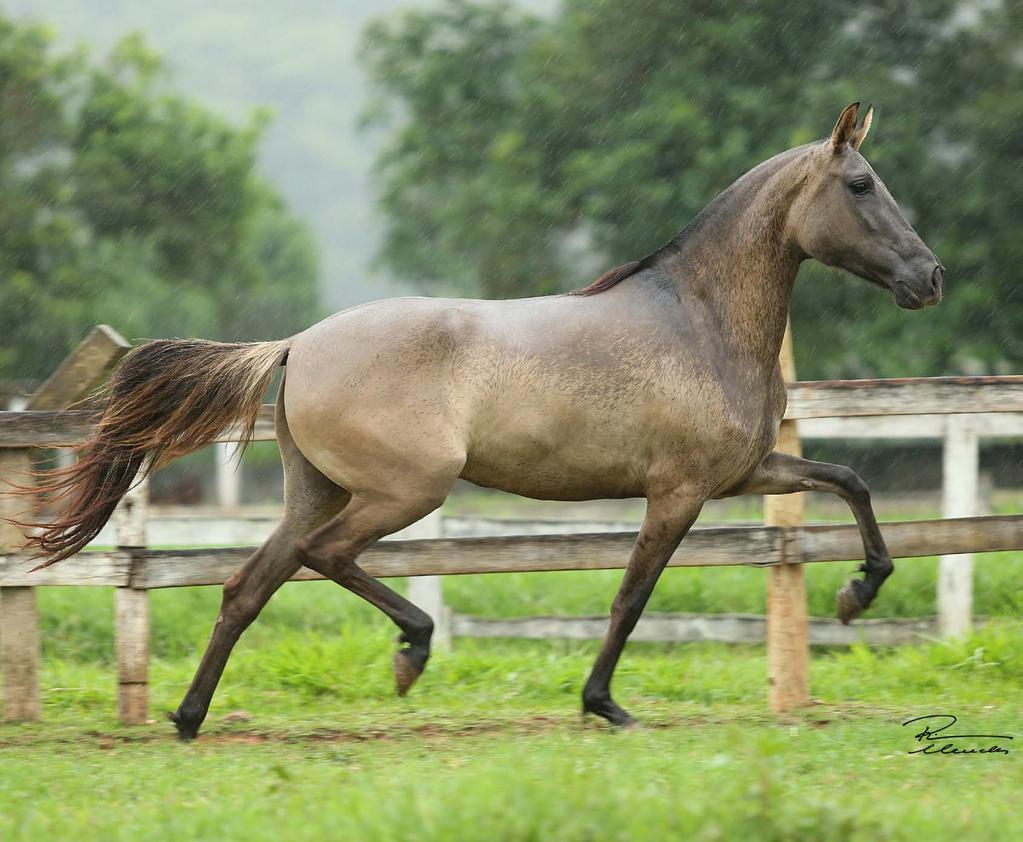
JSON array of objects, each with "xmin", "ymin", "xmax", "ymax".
[
  {"xmin": 582, "ymin": 694, "xmax": 638, "ymax": 728},
  {"xmin": 168, "ymin": 710, "xmax": 200, "ymax": 741},
  {"xmin": 836, "ymin": 578, "xmax": 870, "ymax": 625}
]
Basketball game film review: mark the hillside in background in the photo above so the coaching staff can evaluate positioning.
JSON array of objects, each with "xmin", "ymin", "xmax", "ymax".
[{"xmin": 5, "ymin": 0, "xmax": 427, "ymax": 311}]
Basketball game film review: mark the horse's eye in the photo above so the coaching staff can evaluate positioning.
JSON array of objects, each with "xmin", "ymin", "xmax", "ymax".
[{"xmin": 849, "ymin": 179, "xmax": 873, "ymax": 196}]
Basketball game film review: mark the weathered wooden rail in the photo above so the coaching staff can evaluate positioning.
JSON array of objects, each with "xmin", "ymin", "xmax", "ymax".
[
  {"xmin": 3, "ymin": 515, "xmax": 1018, "ymax": 587},
  {"xmin": 6, "ymin": 374, "xmax": 1023, "ymax": 447},
  {"xmin": 2, "ymin": 326, "xmax": 1023, "ymax": 725}
]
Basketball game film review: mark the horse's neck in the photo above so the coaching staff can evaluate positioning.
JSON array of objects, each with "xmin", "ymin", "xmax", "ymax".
[{"xmin": 659, "ymin": 158, "xmax": 806, "ymax": 370}]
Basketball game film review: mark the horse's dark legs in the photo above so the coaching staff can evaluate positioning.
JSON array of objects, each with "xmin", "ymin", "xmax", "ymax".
[
  {"xmin": 171, "ymin": 381, "xmax": 352, "ymax": 740},
  {"xmin": 297, "ymin": 495, "xmax": 439, "ymax": 696},
  {"xmin": 731, "ymin": 451, "xmax": 893, "ymax": 623},
  {"xmin": 170, "ymin": 528, "xmax": 302, "ymax": 739},
  {"xmin": 583, "ymin": 493, "xmax": 703, "ymax": 726}
]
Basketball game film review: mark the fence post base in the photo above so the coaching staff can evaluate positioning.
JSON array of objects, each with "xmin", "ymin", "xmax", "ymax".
[
  {"xmin": 1, "ymin": 586, "xmax": 42, "ymax": 722},
  {"xmin": 1, "ymin": 448, "xmax": 40, "ymax": 722},
  {"xmin": 115, "ymin": 586, "xmax": 150, "ymax": 725},
  {"xmin": 766, "ymin": 562, "xmax": 809, "ymax": 713}
]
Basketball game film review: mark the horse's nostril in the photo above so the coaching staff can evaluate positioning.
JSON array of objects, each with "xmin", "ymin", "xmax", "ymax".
[{"xmin": 931, "ymin": 265, "xmax": 943, "ymax": 294}]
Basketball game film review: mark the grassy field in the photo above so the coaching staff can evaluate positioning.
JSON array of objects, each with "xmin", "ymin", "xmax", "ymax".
[
  {"xmin": 2, "ymin": 524, "xmax": 1021, "ymax": 839},
  {"xmin": 1, "ymin": 480, "xmax": 1023, "ymax": 842},
  {"xmin": 1, "ymin": 619, "xmax": 1021, "ymax": 840}
]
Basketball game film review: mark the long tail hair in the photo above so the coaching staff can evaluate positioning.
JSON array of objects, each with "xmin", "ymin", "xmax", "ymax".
[{"xmin": 16, "ymin": 338, "xmax": 291, "ymax": 567}]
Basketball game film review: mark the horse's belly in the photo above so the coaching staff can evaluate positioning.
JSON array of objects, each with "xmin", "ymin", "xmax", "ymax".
[{"xmin": 460, "ymin": 439, "xmax": 647, "ymax": 500}]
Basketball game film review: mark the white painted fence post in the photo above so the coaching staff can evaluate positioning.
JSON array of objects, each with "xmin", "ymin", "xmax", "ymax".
[
  {"xmin": 214, "ymin": 441, "xmax": 241, "ymax": 508},
  {"xmin": 939, "ymin": 415, "xmax": 978, "ymax": 637},
  {"xmin": 405, "ymin": 509, "xmax": 451, "ymax": 650}
]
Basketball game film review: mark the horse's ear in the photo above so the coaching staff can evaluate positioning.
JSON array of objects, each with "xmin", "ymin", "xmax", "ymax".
[
  {"xmin": 831, "ymin": 101, "xmax": 860, "ymax": 151},
  {"xmin": 851, "ymin": 104, "xmax": 873, "ymax": 151}
]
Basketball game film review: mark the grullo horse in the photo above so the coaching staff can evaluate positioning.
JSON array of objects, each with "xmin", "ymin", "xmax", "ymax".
[{"xmin": 19, "ymin": 103, "xmax": 942, "ymax": 737}]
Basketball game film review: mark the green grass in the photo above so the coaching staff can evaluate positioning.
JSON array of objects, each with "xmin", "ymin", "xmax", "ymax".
[
  {"xmin": 2, "ymin": 621, "xmax": 1022, "ymax": 840},
  {"xmin": 2, "ymin": 713, "xmax": 1020, "ymax": 841},
  {"xmin": 7, "ymin": 531, "xmax": 1023, "ymax": 840}
]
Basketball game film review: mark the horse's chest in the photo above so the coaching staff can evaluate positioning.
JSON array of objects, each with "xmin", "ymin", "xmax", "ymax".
[{"xmin": 655, "ymin": 371, "xmax": 785, "ymax": 490}]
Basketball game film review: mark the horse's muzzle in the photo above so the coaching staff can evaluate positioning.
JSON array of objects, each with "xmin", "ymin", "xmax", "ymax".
[{"xmin": 893, "ymin": 263, "xmax": 943, "ymax": 310}]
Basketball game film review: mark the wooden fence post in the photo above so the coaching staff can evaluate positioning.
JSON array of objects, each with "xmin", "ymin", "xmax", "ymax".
[
  {"xmin": 1, "ymin": 449, "xmax": 41, "ymax": 721},
  {"xmin": 765, "ymin": 323, "xmax": 810, "ymax": 714},
  {"xmin": 939, "ymin": 415, "xmax": 978, "ymax": 637},
  {"xmin": 0, "ymin": 326, "xmax": 130, "ymax": 722},
  {"xmin": 406, "ymin": 510, "xmax": 451, "ymax": 650},
  {"xmin": 114, "ymin": 476, "xmax": 150, "ymax": 724}
]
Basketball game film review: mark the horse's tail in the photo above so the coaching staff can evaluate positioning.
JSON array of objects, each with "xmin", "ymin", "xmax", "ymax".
[{"xmin": 16, "ymin": 338, "xmax": 291, "ymax": 568}]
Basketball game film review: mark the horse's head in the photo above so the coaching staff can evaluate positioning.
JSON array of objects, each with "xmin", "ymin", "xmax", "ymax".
[{"xmin": 789, "ymin": 102, "xmax": 942, "ymax": 310}]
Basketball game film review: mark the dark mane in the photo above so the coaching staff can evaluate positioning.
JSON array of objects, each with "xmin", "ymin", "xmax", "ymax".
[
  {"xmin": 569, "ymin": 201, "xmax": 716, "ymax": 296},
  {"xmin": 570, "ymin": 260, "xmax": 645, "ymax": 296}
]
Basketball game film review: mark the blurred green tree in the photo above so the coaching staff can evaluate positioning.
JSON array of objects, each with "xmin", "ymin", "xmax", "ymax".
[
  {"xmin": 0, "ymin": 20, "xmax": 319, "ymax": 384},
  {"xmin": 362, "ymin": 0, "xmax": 1022, "ymax": 378}
]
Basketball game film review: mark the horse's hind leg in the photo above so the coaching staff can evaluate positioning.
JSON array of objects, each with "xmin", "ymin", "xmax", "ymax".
[
  {"xmin": 170, "ymin": 525, "xmax": 306, "ymax": 739},
  {"xmin": 296, "ymin": 487, "xmax": 455, "ymax": 697},
  {"xmin": 171, "ymin": 378, "xmax": 350, "ymax": 740}
]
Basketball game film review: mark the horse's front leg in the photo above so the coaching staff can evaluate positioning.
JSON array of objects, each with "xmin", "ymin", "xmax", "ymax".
[
  {"xmin": 583, "ymin": 490, "xmax": 704, "ymax": 726},
  {"xmin": 728, "ymin": 451, "xmax": 893, "ymax": 623}
]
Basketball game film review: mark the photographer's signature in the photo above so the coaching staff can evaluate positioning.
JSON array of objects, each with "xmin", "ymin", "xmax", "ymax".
[{"xmin": 903, "ymin": 714, "xmax": 1013, "ymax": 756}]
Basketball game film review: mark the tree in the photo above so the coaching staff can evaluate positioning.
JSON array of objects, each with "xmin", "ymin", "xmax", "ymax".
[
  {"xmin": 0, "ymin": 20, "xmax": 319, "ymax": 384},
  {"xmin": 362, "ymin": 0, "xmax": 1023, "ymax": 378}
]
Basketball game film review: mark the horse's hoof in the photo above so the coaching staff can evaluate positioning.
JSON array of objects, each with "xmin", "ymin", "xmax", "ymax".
[
  {"xmin": 582, "ymin": 695, "xmax": 637, "ymax": 728},
  {"xmin": 836, "ymin": 578, "xmax": 868, "ymax": 625},
  {"xmin": 168, "ymin": 710, "xmax": 199, "ymax": 741},
  {"xmin": 392, "ymin": 648, "xmax": 424, "ymax": 697},
  {"xmin": 587, "ymin": 710, "xmax": 639, "ymax": 729}
]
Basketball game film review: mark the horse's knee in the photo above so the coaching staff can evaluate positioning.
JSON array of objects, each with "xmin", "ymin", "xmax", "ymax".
[
  {"xmin": 610, "ymin": 585, "xmax": 654, "ymax": 630},
  {"xmin": 835, "ymin": 465, "xmax": 871, "ymax": 506}
]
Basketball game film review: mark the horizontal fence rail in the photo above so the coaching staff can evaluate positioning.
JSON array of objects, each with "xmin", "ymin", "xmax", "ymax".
[
  {"xmin": 452, "ymin": 613, "xmax": 974, "ymax": 647},
  {"xmin": 783, "ymin": 375, "xmax": 1023, "ymax": 418},
  {"xmin": 5, "ymin": 375, "xmax": 1023, "ymax": 448},
  {"xmin": 3, "ymin": 515, "xmax": 1021, "ymax": 588}
]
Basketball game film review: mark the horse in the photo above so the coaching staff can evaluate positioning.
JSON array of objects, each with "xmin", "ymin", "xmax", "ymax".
[{"xmin": 20, "ymin": 102, "xmax": 942, "ymax": 737}]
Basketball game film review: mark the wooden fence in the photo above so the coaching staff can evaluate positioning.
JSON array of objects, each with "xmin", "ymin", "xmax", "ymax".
[{"xmin": 2, "ymin": 326, "xmax": 1023, "ymax": 725}]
